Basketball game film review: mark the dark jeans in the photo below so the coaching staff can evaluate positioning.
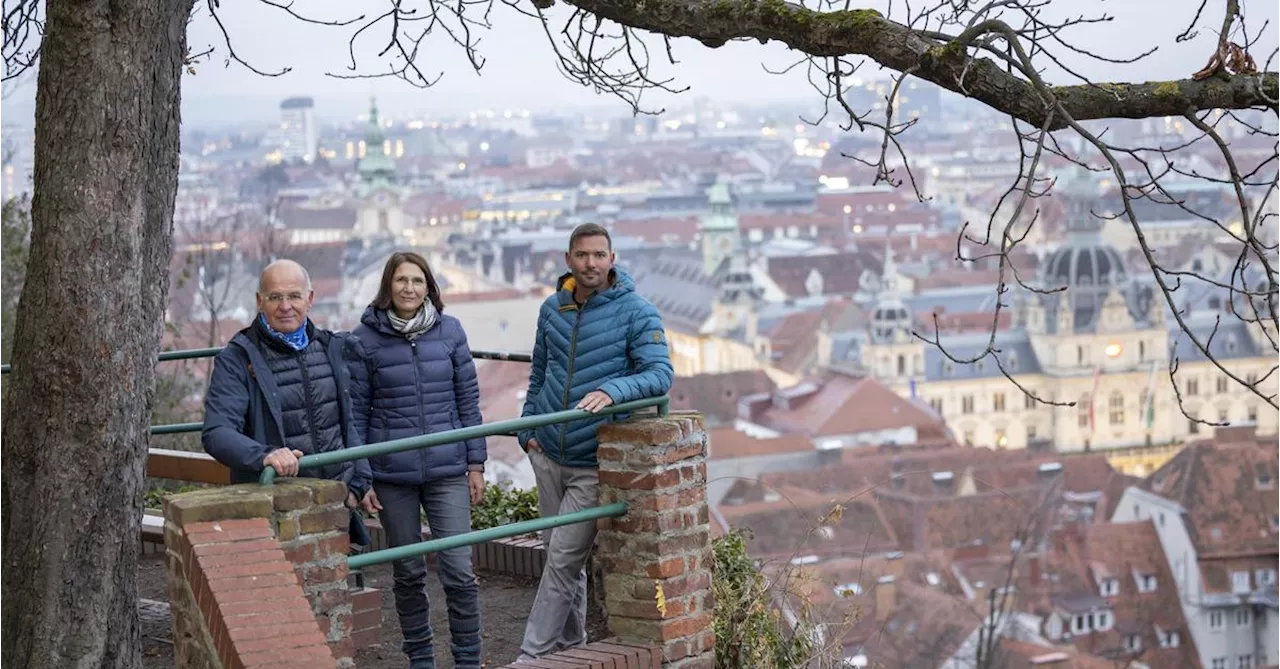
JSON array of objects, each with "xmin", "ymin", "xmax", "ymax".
[{"xmin": 375, "ymin": 476, "xmax": 481, "ymax": 669}]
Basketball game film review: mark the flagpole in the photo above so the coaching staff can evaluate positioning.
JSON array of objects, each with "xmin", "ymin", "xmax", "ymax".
[{"xmin": 1143, "ymin": 359, "xmax": 1158, "ymax": 429}]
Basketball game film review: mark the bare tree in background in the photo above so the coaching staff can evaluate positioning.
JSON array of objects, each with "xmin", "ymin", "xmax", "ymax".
[
  {"xmin": 1, "ymin": 0, "xmax": 1276, "ymax": 666},
  {"xmin": 162, "ymin": 0, "xmax": 1274, "ymax": 420}
]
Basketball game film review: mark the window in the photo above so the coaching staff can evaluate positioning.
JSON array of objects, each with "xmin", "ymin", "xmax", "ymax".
[
  {"xmin": 1217, "ymin": 376, "xmax": 1229, "ymax": 393},
  {"xmin": 995, "ymin": 430, "xmax": 1008, "ymax": 449},
  {"xmin": 1159, "ymin": 629, "xmax": 1180, "ymax": 648},
  {"xmin": 1239, "ymin": 655, "xmax": 1254, "ymax": 669},
  {"xmin": 897, "ymin": 354, "xmax": 906, "ymax": 376},
  {"xmin": 1077, "ymin": 345, "xmax": 1084, "ymax": 365},
  {"xmin": 962, "ymin": 396, "xmax": 974, "ymax": 414},
  {"xmin": 1210, "ymin": 610, "xmax": 1225, "ymax": 630},
  {"xmin": 1247, "ymin": 372, "xmax": 1258, "ymax": 387},
  {"xmin": 1027, "ymin": 424, "xmax": 1037, "ymax": 441},
  {"xmin": 1232, "ymin": 571, "xmax": 1251, "ymax": 594},
  {"xmin": 1109, "ymin": 392, "xmax": 1125, "ymax": 425},
  {"xmin": 1188, "ymin": 378, "xmax": 1199, "ymax": 396},
  {"xmin": 1095, "ymin": 611, "xmax": 1112, "ymax": 631},
  {"xmin": 1219, "ymin": 408, "xmax": 1229, "ymax": 422},
  {"xmin": 993, "ymin": 392, "xmax": 1006, "ymax": 411},
  {"xmin": 1137, "ymin": 574, "xmax": 1157, "ymax": 593},
  {"xmin": 1256, "ymin": 569, "xmax": 1277, "ymax": 587},
  {"xmin": 1214, "ymin": 659, "xmax": 1228, "ymax": 669},
  {"xmin": 1235, "ymin": 608, "xmax": 1252, "ymax": 626},
  {"xmin": 1124, "ymin": 635, "xmax": 1143, "ymax": 653},
  {"xmin": 1073, "ymin": 615, "xmax": 1089, "ymax": 635},
  {"xmin": 929, "ymin": 397, "xmax": 944, "ymax": 414},
  {"xmin": 1008, "ymin": 354, "xmax": 1019, "ymax": 371},
  {"xmin": 1248, "ymin": 405, "xmax": 1258, "ymax": 423},
  {"xmin": 943, "ymin": 362, "xmax": 954, "ymax": 377},
  {"xmin": 1025, "ymin": 393, "xmax": 1037, "ymax": 410},
  {"xmin": 1190, "ymin": 412, "xmax": 1200, "ymax": 434},
  {"xmin": 1078, "ymin": 394, "xmax": 1091, "ymax": 428},
  {"xmin": 1100, "ymin": 578, "xmax": 1119, "ymax": 597},
  {"xmin": 1139, "ymin": 340, "xmax": 1146, "ymax": 362}
]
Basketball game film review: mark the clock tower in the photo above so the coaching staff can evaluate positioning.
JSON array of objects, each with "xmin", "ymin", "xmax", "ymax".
[{"xmin": 701, "ymin": 176, "xmax": 739, "ymax": 275}]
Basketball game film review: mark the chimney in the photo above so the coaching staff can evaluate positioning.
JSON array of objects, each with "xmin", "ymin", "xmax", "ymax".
[
  {"xmin": 1027, "ymin": 554, "xmax": 1042, "ymax": 585},
  {"xmin": 953, "ymin": 539, "xmax": 990, "ymax": 561},
  {"xmin": 875, "ymin": 575, "xmax": 898, "ymax": 623}
]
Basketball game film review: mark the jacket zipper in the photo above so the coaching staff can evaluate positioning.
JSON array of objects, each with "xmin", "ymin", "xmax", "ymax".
[
  {"xmin": 410, "ymin": 338, "xmax": 427, "ymax": 481},
  {"xmin": 297, "ymin": 348, "xmax": 323, "ymax": 468},
  {"xmin": 559, "ymin": 307, "xmax": 584, "ymax": 462}
]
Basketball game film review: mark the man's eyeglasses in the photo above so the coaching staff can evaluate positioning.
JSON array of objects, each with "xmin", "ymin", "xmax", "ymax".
[{"xmin": 261, "ymin": 292, "xmax": 308, "ymax": 305}]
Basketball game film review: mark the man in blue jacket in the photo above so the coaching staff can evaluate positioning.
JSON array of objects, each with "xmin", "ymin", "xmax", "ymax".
[
  {"xmin": 516, "ymin": 223, "xmax": 674, "ymax": 661},
  {"xmin": 202, "ymin": 259, "xmax": 371, "ymax": 523}
]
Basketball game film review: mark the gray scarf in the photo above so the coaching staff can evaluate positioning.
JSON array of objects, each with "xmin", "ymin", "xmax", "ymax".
[{"xmin": 387, "ymin": 302, "xmax": 438, "ymax": 341}]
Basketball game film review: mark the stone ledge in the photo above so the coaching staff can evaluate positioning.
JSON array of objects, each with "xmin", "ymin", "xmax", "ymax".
[{"xmin": 499, "ymin": 638, "xmax": 660, "ymax": 668}]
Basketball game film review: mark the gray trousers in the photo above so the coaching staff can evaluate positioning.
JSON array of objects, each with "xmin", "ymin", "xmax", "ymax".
[
  {"xmin": 519, "ymin": 449, "xmax": 600, "ymax": 658},
  {"xmin": 376, "ymin": 476, "xmax": 482, "ymax": 669}
]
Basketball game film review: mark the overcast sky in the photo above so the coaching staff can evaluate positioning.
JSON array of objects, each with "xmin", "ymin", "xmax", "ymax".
[{"xmin": 3, "ymin": 0, "xmax": 1277, "ymax": 126}]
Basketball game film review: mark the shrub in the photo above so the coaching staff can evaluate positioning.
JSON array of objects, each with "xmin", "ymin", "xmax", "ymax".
[
  {"xmin": 713, "ymin": 528, "xmax": 817, "ymax": 669},
  {"xmin": 470, "ymin": 481, "xmax": 540, "ymax": 535}
]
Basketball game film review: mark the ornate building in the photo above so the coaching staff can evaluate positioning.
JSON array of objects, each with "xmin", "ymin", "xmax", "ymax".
[{"xmin": 863, "ymin": 168, "xmax": 1278, "ymax": 454}]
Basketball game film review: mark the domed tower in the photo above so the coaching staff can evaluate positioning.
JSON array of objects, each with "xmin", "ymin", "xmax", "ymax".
[
  {"xmin": 866, "ymin": 244, "xmax": 922, "ymax": 382},
  {"xmin": 1029, "ymin": 165, "xmax": 1150, "ymax": 373},
  {"xmin": 1038, "ymin": 165, "xmax": 1131, "ymax": 333},
  {"xmin": 870, "ymin": 245, "xmax": 912, "ymax": 344}
]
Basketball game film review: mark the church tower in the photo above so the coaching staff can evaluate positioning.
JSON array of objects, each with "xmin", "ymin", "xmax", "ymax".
[
  {"xmin": 357, "ymin": 97, "xmax": 396, "ymax": 188},
  {"xmin": 353, "ymin": 96, "xmax": 405, "ymax": 238},
  {"xmin": 700, "ymin": 176, "xmax": 739, "ymax": 276},
  {"xmin": 865, "ymin": 244, "xmax": 922, "ymax": 382}
]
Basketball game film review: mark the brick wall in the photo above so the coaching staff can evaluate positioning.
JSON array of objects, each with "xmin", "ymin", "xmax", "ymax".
[
  {"xmin": 164, "ymin": 480, "xmax": 359, "ymax": 668},
  {"xmin": 595, "ymin": 411, "xmax": 715, "ymax": 669}
]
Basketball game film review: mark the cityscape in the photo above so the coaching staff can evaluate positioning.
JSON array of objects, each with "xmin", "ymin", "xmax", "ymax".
[{"xmin": 3, "ymin": 64, "xmax": 1278, "ymax": 668}]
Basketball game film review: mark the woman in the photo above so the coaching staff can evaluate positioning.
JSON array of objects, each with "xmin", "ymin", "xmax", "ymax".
[{"xmin": 348, "ymin": 251, "xmax": 487, "ymax": 669}]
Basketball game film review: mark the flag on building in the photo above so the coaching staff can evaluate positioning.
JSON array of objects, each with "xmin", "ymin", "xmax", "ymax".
[
  {"xmin": 909, "ymin": 377, "xmax": 917, "ymax": 399},
  {"xmin": 1143, "ymin": 359, "xmax": 1158, "ymax": 429}
]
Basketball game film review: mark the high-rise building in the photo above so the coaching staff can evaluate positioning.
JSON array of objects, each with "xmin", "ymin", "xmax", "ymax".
[{"xmin": 279, "ymin": 96, "xmax": 317, "ymax": 163}]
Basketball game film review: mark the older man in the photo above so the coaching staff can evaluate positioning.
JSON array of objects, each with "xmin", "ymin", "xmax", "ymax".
[{"xmin": 202, "ymin": 259, "xmax": 371, "ymax": 516}]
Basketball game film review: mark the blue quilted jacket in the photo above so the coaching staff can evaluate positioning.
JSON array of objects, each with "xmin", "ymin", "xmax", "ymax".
[
  {"xmin": 517, "ymin": 268, "xmax": 674, "ymax": 467},
  {"xmin": 347, "ymin": 306, "xmax": 486, "ymax": 485}
]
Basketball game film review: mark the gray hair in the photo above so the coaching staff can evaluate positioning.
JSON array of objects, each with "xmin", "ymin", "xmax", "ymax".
[{"xmin": 258, "ymin": 259, "xmax": 313, "ymax": 293}]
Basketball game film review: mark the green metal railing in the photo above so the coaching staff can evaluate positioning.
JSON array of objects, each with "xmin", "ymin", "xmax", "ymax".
[
  {"xmin": 259, "ymin": 395, "xmax": 669, "ymax": 484},
  {"xmin": 348, "ymin": 502, "xmax": 628, "ymax": 569}
]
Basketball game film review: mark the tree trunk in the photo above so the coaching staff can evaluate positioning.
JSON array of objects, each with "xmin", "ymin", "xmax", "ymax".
[{"xmin": 0, "ymin": 1, "xmax": 194, "ymax": 666}]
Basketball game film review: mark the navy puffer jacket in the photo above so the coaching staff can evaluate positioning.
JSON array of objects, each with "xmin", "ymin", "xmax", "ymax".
[{"xmin": 347, "ymin": 306, "xmax": 486, "ymax": 485}]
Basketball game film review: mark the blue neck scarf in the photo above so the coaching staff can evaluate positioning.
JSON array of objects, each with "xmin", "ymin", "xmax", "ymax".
[{"xmin": 258, "ymin": 313, "xmax": 310, "ymax": 351}]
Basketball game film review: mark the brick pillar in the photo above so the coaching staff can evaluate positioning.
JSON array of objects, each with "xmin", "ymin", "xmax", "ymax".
[
  {"xmin": 269, "ymin": 479, "xmax": 355, "ymax": 663},
  {"xmin": 163, "ymin": 479, "xmax": 357, "ymax": 668},
  {"xmin": 596, "ymin": 411, "xmax": 715, "ymax": 669}
]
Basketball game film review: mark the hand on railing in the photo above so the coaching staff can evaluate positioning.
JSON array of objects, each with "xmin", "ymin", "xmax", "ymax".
[{"xmin": 263, "ymin": 448, "xmax": 304, "ymax": 477}]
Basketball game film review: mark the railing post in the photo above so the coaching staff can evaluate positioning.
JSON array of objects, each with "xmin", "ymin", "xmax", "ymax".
[{"xmin": 596, "ymin": 411, "xmax": 715, "ymax": 669}]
